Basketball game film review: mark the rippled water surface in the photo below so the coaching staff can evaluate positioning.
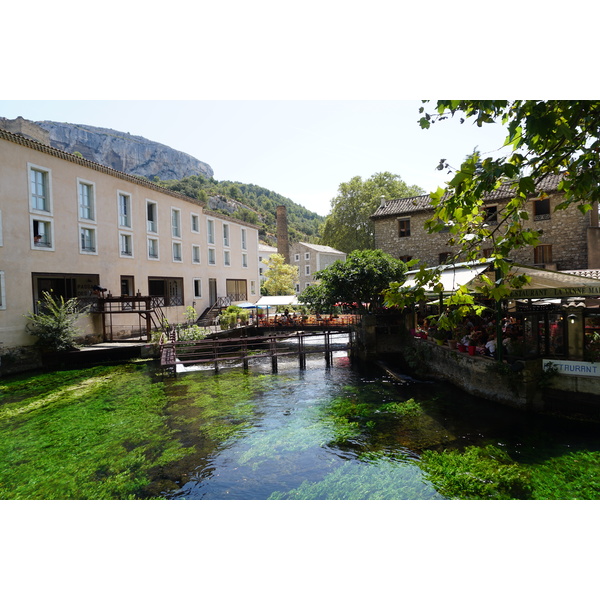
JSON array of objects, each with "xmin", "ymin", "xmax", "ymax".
[{"xmin": 154, "ymin": 341, "xmax": 600, "ymax": 500}]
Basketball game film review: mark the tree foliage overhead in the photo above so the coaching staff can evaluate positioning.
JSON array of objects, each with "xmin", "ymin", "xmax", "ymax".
[
  {"xmin": 320, "ymin": 172, "xmax": 424, "ymax": 254},
  {"xmin": 385, "ymin": 101, "xmax": 600, "ymax": 312},
  {"xmin": 299, "ymin": 249, "xmax": 408, "ymax": 314},
  {"xmin": 261, "ymin": 253, "xmax": 299, "ymax": 296},
  {"xmin": 156, "ymin": 175, "xmax": 324, "ymax": 245}
]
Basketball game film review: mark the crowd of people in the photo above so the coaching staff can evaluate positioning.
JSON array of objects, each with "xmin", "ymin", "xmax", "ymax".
[{"xmin": 420, "ymin": 314, "xmax": 530, "ymax": 358}]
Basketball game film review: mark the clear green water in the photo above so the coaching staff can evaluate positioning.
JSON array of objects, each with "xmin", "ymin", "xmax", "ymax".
[
  {"xmin": 161, "ymin": 351, "xmax": 600, "ymax": 500},
  {"xmin": 2, "ymin": 345, "xmax": 600, "ymax": 500}
]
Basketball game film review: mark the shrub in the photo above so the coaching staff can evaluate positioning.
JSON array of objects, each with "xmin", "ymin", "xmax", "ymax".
[
  {"xmin": 25, "ymin": 291, "xmax": 87, "ymax": 352},
  {"xmin": 219, "ymin": 305, "xmax": 249, "ymax": 329}
]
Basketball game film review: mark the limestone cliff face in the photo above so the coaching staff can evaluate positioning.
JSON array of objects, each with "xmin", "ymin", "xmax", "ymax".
[{"xmin": 34, "ymin": 120, "xmax": 214, "ymax": 181}]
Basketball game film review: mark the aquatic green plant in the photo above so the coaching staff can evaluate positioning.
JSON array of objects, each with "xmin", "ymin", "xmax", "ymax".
[
  {"xmin": 167, "ymin": 370, "xmax": 264, "ymax": 444},
  {"xmin": 529, "ymin": 451, "xmax": 600, "ymax": 500},
  {"xmin": 420, "ymin": 444, "xmax": 533, "ymax": 500},
  {"xmin": 269, "ymin": 458, "xmax": 442, "ymax": 500},
  {"xmin": 0, "ymin": 363, "xmax": 191, "ymax": 499}
]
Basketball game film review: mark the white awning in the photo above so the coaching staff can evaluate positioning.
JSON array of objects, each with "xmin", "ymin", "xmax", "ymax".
[
  {"xmin": 401, "ymin": 261, "xmax": 600, "ymax": 299},
  {"xmin": 402, "ymin": 264, "xmax": 489, "ymax": 294},
  {"xmin": 256, "ymin": 295, "xmax": 300, "ymax": 306}
]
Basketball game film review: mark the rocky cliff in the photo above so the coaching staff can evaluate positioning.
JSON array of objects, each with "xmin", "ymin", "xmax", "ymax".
[{"xmin": 33, "ymin": 120, "xmax": 214, "ymax": 181}]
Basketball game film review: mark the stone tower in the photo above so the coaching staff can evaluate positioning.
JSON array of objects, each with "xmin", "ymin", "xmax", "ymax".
[{"xmin": 276, "ymin": 205, "xmax": 290, "ymax": 263}]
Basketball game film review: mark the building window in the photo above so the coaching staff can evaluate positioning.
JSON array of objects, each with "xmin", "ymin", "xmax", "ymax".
[
  {"xmin": 223, "ymin": 223, "xmax": 230, "ymax": 247},
  {"xmin": 482, "ymin": 248, "xmax": 493, "ymax": 259},
  {"xmin": 439, "ymin": 252, "xmax": 451, "ymax": 264},
  {"xmin": 193, "ymin": 278, "xmax": 202, "ymax": 298},
  {"xmin": 208, "ymin": 248, "xmax": 216, "ymax": 265},
  {"xmin": 398, "ymin": 218, "xmax": 411, "ymax": 238},
  {"xmin": 534, "ymin": 244, "xmax": 553, "ymax": 264},
  {"xmin": 171, "ymin": 208, "xmax": 181, "ymax": 238},
  {"xmin": 242, "ymin": 253, "xmax": 248, "ymax": 268},
  {"xmin": 172, "ymin": 241, "xmax": 182, "ymax": 262},
  {"xmin": 79, "ymin": 180, "xmax": 95, "ymax": 221},
  {"xmin": 147, "ymin": 200, "xmax": 158, "ymax": 233},
  {"xmin": 0, "ymin": 270, "xmax": 5, "ymax": 309},
  {"xmin": 207, "ymin": 219, "xmax": 215, "ymax": 244},
  {"xmin": 250, "ymin": 280, "xmax": 256, "ymax": 295},
  {"xmin": 224, "ymin": 250, "xmax": 231, "ymax": 266},
  {"xmin": 399, "ymin": 255, "xmax": 412, "ymax": 262},
  {"xmin": 304, "ymin": 252, "xmax": 310, "ymax": 260},
  {"xmin": 120, "ymin": 233, "xmax": 133, "ymax": 257},
  {"xmin": 29, "ymin": 165, "xmax": 51, "ymax": 213},
  {"xmin": 118, "ymin": 192, "xmax": 132, "ymax": 228},
  {"xmin": 191, "ymin": 213, "xmax": 200, "ymax": 233},
  {"xmin": 80, "ymin": 226, "xmax": 97, "ymax": 254},
  {"xmin": 485, "ymin": 205, "xmax": 498, "ymax": 223},
  {"xmin": 192, "ymin": 245, "xmax": 201, "ymax": 264},
  {"xmin": 32, "ymin": 218, "xmax": 53, "ymax": 250},
  {"xmin": 305, "ymin": 265, "xmax": 310, "ymax": 276},
  {"xmin": 294, "ymin": 254, "xmax": 300, "ymax": 262},
  {"xmin": 534, "ymin": 197, "xmax": 551, "ymax": 221},
  {"xmin": 241, "ymin": 228, "xmax": 247, "ymax": 250},
  {"xmin": 148, "ymin": 237, "xmax": 159, "ymax": 260}
]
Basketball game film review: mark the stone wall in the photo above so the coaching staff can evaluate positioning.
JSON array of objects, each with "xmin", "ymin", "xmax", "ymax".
[{"xmin": 374, "ymin": 192, "xmax": 593, "ymax": 270}]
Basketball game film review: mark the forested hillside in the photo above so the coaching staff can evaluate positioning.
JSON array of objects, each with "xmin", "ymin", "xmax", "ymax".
[{"xmin": 156, "ymin": 174, "xmax": 325, "ymax": 245}]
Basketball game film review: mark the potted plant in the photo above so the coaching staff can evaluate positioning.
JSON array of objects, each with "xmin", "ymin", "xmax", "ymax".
[
  {"xmin": 467, "ymin": 336, "xmax": 477, "ymax": 356},
  {"xmin": 433, "ymin": 328, "xmax": 447, "ymax": 346}
]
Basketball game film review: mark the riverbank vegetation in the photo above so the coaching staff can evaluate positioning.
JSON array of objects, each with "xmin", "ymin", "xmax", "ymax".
[{"xmin": 2, "ymin": 363, "xmax": 600, "ymax": 500}]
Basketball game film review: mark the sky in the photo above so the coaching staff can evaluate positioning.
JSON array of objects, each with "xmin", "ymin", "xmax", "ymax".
[{"xmin": 0, "ymin": 99, "xmax": 510, "ymax": 216}]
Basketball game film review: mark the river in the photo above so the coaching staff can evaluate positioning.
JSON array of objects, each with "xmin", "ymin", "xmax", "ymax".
[{"xmin": 154, "ymin": 336, "xmax": 600, "ymax": 500}]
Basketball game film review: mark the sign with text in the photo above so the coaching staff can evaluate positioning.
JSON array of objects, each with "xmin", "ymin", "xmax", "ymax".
[
  {"xmin": 508, "ymin": 286, "xmax": 600, "ymax": 299},
  {"xmin": 543, "ymin": 359, "xmax": 600, "ymax": 378}
]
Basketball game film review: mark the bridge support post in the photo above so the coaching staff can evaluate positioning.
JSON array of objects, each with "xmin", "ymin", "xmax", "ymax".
[
  {"xmin": 324, "ymin": 330, "xmax": 331, "ymax": 367},
  {"xmin": 242, "ymin": 338, "xmax": 249, "ymax": 370},
  {"xmin": 270, "ymin": 335, "xmax": 278, "ymax": 373},
  {"xmin": 298, "ymin": 331, "xmax": 306, "ymax": 369}
]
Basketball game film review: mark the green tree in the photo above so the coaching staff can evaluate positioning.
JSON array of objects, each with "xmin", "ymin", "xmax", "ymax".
[
  {"xmin": 386, "ymin": 101, "xmax": 600, "ymax": 312},
  {"xmin": 299, "ymin": 249, "xmax": 408, "ymax": 313},
  {"xmin": 320, "ymin": 172, "xmax": 424, "ymax": 253},
  {"xmin": 261, "ymin": 253, "xmax": 299, "ymax": 296}
]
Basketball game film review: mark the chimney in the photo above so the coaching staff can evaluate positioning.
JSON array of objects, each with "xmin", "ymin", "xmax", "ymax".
[{"xmin": 276, "ymin": 205, "xmax": 290, "ymax": 263}]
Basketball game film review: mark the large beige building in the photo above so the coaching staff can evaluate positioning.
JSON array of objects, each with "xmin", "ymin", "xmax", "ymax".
[{"xmin": 0, "ymin": 128, "xmax": 260, "ymax": 348}]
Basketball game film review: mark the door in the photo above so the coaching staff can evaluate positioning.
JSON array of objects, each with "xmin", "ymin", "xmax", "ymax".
[{"xmin": 209, "ymin": 278, "xmax": 217, "ymax": 306}]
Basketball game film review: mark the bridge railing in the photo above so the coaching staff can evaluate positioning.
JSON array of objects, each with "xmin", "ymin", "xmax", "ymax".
[{"xmin": 257, "ymin": 314, "xmax": 360, "ymax": 328}]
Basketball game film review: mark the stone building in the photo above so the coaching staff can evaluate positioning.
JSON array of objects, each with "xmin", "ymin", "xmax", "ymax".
[
  {"xmin": 0, "ymin": 128, "xmax": 260, "ymax": 349},
  {"xmin": 371, "ymin": 174, "xmax": 600, "ymax": 271},
  {"xmin": 289, "ymin": 242, "xmax": 346, "ymax": 292}
]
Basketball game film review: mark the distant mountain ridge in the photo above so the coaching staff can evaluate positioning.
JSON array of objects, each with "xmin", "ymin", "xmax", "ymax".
[
  {"xmin": 0, "ymin": 115, "xmax": 324, "ymax": 244},
  {"xmin": 34, "ymin": 120, "xmax": 214, "ymax": 181}
]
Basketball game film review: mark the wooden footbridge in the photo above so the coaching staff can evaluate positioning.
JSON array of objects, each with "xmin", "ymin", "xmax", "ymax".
[{"xmin": 159, "ymin": 325, "xmax": 355, "ymax": 375}]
